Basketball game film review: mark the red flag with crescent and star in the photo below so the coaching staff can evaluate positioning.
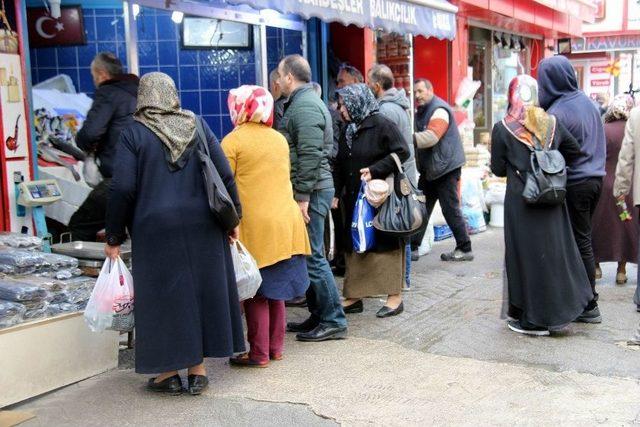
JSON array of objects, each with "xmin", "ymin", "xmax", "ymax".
[{"xmin": 27, "ymin": 6, "xmax": 86, "ymax": 48}]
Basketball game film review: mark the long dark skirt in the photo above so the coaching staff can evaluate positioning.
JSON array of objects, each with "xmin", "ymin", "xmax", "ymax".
[{"xmin": 503, "ymin": 188, "xmax": 593, "ymax": 328}]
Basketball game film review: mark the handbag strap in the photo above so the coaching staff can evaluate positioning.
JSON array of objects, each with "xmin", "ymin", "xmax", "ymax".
[
  {"xmin": 194, "ymin": 117, "xmax": 210, "ymax": 158},
  {"xmin": 390, "ymin": 153, "xmax": 404, "ymax": 174}
]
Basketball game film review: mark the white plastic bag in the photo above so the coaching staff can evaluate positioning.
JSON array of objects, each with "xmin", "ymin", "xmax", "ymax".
[
  {"xmin": 83, "ymin": 154, "xmax": 103, "ymax": 188},
  {"xmin": 231, "ymin": 241, "xmax": 262, "ymax": 301},
  {"xmin": 84, "ymin": 257, "xmax": 134, "ymax": 332},
  {"xmin": 418, "ymin": 217, "xmax": 435, "ymax": 256}
]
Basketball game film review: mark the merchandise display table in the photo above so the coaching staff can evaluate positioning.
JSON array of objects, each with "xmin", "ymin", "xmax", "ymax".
[{"xmin": 0, "ymin": 312, "xmax": 119, "ymax": 408}]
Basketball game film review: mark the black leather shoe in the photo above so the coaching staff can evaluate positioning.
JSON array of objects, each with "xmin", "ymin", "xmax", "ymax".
[
  {"xmin": 285, "ymin": 296, "xmax": 307, "ymax": 307},
  {"xmin": 343, "ymin": 300, "xmax": 363, "ymax": 314},
  {"xmin": 147, "ymin": 374, "xmax": 182, "ymax": 395},
  {"xmin": 376, "ymin": 302, "xmax": 404, "ymax": 318},
  {"xmin": 286, "ymin": 317, "xmax": 319, "ymax": 333},
  {"xmin": 187, "ymin": 375, "xmax": 209, "ymax": 396},
  {"xmin": 296, "ymin": 324, "xmax": 347, "ymax": 342}
]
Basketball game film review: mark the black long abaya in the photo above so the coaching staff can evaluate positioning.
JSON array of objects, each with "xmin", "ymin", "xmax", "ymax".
[{"xmin": 491, "ymin": 121, "xmax": 594, "ymax": 328}]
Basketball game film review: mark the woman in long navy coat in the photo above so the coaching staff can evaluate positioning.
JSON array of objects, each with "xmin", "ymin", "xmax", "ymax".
[{"xmin": 105, "ymin": 72, "xmax": 245, "ymax": 395}]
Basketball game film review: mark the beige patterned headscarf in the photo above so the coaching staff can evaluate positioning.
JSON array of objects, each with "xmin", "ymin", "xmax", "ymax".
[{"xmin": 134, "ymin": 72, "xmax": 196, "ymax": 167}]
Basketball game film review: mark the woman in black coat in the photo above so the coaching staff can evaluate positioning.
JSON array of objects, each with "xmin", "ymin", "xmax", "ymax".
[
  {"xmin": 104, "ymin": 73, "xmax": 245, "ymax": 395},
  {"xmin": 333, "ymin": 83, "xmax": 409, "ymax": 318},
  {"xmin": 490, "ymin": 75, "xmax": 595, "ymax": 336}
]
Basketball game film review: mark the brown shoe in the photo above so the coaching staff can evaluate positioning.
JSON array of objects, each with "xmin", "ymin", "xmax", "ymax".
[
  {"xmin": 270, "ymin": 353, "xmax": 283, "ymax": 361},
  {"xmin": 229, "ymin": 353, "xmax": 269, "ymax": 368}
]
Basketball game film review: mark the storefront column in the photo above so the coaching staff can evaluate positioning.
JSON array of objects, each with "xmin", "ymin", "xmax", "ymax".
[
  {"xmin": 123, "ymin": 1, "xmax": 139, "ymax": 76},
  {"xmin": 450, "ymin": 16, "xmax": 469, "ymax": 103}
]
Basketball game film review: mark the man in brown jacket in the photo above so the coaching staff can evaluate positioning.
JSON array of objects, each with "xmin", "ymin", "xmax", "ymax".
[{"xmin": 613, "ymin": 105, "xmax": 640, "ymax": 312}]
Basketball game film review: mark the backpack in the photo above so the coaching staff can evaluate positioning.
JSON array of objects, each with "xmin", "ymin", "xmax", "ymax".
[{"xmin": 518, "ymin": 134, "xmax": 567, "ymax": 206}]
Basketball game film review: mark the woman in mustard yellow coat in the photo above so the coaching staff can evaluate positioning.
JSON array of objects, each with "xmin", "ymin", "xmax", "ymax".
[{"xmin": 222, "ymin": 85, "xmax": 311, "ymax": 367}]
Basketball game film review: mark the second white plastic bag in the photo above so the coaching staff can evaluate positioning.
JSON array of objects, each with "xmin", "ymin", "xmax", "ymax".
[{"xmin": 231, "ymin": 240, "xmax": 262, "ymax": 301}]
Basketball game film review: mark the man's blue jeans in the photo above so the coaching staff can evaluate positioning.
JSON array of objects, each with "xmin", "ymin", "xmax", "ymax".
[{"xmin": 305, "ymin": 188, "xmax": 347, "ymax": 328}]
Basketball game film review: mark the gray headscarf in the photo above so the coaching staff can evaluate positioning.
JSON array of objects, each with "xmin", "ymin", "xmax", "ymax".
[
  {"xmin": 337, "ymin": 83, "xmax": 379, "ymax": 148},
  {"xmin": 134, "ymin": 72, "xmax": 196, "ymax": 169}
]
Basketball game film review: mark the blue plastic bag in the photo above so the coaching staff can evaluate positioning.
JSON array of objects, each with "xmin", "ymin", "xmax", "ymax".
[{"xmin": 351, "ymin": 182, "xmax": 376, "ymax": 253}]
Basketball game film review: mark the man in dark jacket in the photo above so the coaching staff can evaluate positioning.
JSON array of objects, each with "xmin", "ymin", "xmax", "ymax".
[
  {"xmin": 269, "ymin": 68, "xmax": 286, "ymax": 130},
  {"xmin": 277, "ymin": 54, "xmax": 347, "ymax": 342},
  {"xmin": 69, "ymin": 52, "xmax": 138, "ymax": 241},
  {"xmin": 413, "ymin": 78, "xmax": 472, "ymax": 262},
  {"xmin": 538, "ymin": 55, "xmax": 605, "ymax": 323}
]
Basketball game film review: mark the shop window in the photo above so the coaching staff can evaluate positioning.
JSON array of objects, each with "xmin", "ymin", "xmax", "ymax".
[
  {"xmin": 468, "ymin": 40, "xmax": 488, "ymax": 130},
  {"xmin": 491, "ymin": 33, "xmax": 528, "ymax": 126}
]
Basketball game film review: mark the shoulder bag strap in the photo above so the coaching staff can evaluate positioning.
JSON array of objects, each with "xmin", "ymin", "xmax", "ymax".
[
  {"xmin": 194, "ymin": 117, "xmax": 211, "ymax": 159},
  {"xmin": 390, "ymin": 153, "xmax": 404, "ymax": 174}
]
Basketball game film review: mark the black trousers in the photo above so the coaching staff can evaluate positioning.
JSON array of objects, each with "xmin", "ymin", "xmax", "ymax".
[
  {"xmin": 566, "ymin": 177, "xmax": 602, "ymax": 301},
  {"xmin": 68, "ymin": 179, "xmax": 111, "ymax": 242},
  {"xmin": 418, "ymin": 168, "xmax": 471, "ymax": 253}
]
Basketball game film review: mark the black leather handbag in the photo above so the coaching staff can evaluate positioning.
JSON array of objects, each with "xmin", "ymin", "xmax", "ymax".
[
  {"xmin": 194, "ymin": 119, "xmax": 240, "ymax": 231},
  {"xmin": 373, "ymin": 153, "xmax": 427, "ymax": 238},
  {"xmin": 520, "ymin": 135, "xmax": 567, "ymax": 206}
]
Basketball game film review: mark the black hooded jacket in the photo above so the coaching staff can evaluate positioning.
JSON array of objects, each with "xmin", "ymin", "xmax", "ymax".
[
  {"xmin": 77, "ymin": 74, "xmax": 139, "ymax": 178},
  {"xmin": 537, "ymin": 56, "xmax": 605, "ymax": 182}
]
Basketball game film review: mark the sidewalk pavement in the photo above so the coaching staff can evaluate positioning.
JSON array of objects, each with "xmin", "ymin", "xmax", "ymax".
[{"xmin": 11, "ymin": 229, "xmax": 640, "ymax": 426}]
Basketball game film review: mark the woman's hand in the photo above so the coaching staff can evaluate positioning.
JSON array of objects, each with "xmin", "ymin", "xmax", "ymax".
[
  {"xmin": 105, "ymin": 244, "xmax": 121, "ymax": 260},
  {"xmin": 229, "ymin": 226, "xmax": 240, "ymax": 243},
  {"xmin": 360, "ymin": 168, "xmax": 372, "ymax": 182},
  {"xmin": 331, "ymin": 197, "xmax": 339, "ymax": 209}
]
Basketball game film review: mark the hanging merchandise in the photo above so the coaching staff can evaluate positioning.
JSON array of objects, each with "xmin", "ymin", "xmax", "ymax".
[
  {"xmin": 7, "ymin": 68, "xmax": 20, "ymax": 102},
  {"xmin": 0, "ymin": 0, "xmax": 18, "ymax": 54},
  {"xmin": 0, "ymin": 67, "xmax": 6, "ymax": 85}
]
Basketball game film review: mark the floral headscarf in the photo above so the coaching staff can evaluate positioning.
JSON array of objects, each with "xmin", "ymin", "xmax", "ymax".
[
  {"xmin": 503, "ymin": 74, "xmax": 555, "ymax": 149},
  {"xmin": 604, "ymin": 94, "xmax": 635, "ymax": 123},
  {"xmin": 134, "ymin": 72, "xmax": 196, "ymax": 169},
  {"xmin": 227, "ymin": 85, "xmax": 274, "ymax": 127},
  {"xmin": 336, "ymin": 83, "xmax": 379, "ymax": 147}
]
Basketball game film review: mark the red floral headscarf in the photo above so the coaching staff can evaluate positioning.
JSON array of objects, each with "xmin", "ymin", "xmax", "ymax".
[
  {"xmin": 227, "ymin": 85, "xmax": 274, "ymax": 127},
  {"xmin": 503, "ymin": 74, "xmax": 555, "ymax": 149}
]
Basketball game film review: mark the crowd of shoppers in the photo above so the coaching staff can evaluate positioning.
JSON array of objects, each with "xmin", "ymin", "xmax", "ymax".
[{"xmin": 97, "ymin": 50, "xmax": 638, "ymax": 393}]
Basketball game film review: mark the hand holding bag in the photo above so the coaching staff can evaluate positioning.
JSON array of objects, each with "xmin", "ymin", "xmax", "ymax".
[
  {"xmin": 373, "ymin": 153, "xmax": 427, "ymax": 238},
  {"xmin": 194, "ymin": 118, "xmax": 240, "ymax": 231},
  {"xmin": 230, "ymin": 240, "xmax": 262, "ymax": 301},
  {"xmin": 84, "ymin": 257, "xmax": 134, "ymax": 332}
]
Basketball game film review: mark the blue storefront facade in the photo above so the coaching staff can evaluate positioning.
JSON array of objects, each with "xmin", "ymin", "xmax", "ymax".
[
  {"xmin": 27, "ymin": 1, "xmax": 305, "ymax": 138},
  {"xmin": 25, "ymin": 0, "xmax": 455, "ymax": 139}
]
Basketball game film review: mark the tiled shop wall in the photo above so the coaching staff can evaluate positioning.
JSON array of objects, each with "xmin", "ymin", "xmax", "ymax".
[
  {"xmin": 30, "ymin": 8, "xmax": 127, "ymax": 99},
  {"xmin": 29, "ymin": 5, "xmax": 303, "ymax": 138}
]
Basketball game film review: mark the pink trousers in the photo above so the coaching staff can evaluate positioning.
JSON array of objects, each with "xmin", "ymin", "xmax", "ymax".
[{"xmin": 243, "ymin": 296, "xmax": 286, "ymax": 363}]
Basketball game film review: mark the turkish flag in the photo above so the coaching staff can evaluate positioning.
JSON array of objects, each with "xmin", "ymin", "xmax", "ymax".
[{"xmin": 27, "ymin": 7, "xmax": 86, "ymax": 48}]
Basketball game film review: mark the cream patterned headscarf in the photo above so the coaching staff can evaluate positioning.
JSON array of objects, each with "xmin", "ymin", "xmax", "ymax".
[{"xmin": 134, "ymin": 72, "xmax": 196, "ymax": 168}]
